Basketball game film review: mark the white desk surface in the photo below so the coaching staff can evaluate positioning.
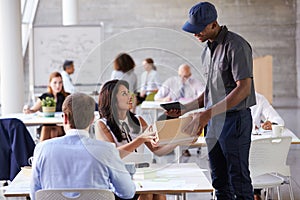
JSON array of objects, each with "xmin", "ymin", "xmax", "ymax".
[
  {"xmin": 4, "ymin": 167, "xmax": 31, "ymax": 198},
  {"xmin": 251, "ymin": 128, "xmax": 300, "ymax": 144},
  {"xmin": 4, "ymin": 163, "xmax": 213, "ymax": 198},
  {"xmin": 0, "ymin": 112, "xmax": 100, "ymax": 127},
  {"xmin": 141, "ymin": 101, "xmax": 164, "ymax": 110},
  {"xmin": 134, "ymin": 163, "xmax": 213, "ymax": 194},
  {"xmin": 141, "ymin": 101, "xmax": 192, "ymax": 110},
  {"xmin": 186, "ymin": 128, "xmax": 300, "ymax": 148},
  {"xmin": 0, "ymin": 112, "xmax": 63, "ymax": 126}
]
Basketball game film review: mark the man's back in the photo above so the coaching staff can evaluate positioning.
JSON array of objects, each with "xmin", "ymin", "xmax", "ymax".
[{"xmin": 31, "ymin": 130, "xmax": 135, "ymax": 199}]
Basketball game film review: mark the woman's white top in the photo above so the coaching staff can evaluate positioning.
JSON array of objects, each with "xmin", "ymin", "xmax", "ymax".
[
  {"xmin": 98, "ymin": 117, "xmax": 144, "ymax": 153},
  {"xmin": 111, "ymin": 70, "xmax": 137, "ymax": 92},
  {"xmin": 140, "ymin": 70, "xmax": 160, "ymax": 94}
]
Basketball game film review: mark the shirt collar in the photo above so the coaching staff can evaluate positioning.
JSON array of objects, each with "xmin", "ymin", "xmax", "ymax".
[
  {"xmin": 119, "ymin": 117, "xmax": 128, "ymax": 125},
  {"xmin": 65, "ymin": 129, "xmax": 89, "ymax": 137},
  {"xmin": 207, "ymin": 26, "xmax": 228, "ymax": 54},
  {"xmin": 212, "ymin": 25, "xmax": 228, "ymax": 45}
]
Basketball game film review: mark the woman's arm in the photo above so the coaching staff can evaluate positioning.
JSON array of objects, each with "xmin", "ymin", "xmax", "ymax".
[
  {"xmin": 94, "ymin": 120, "xmax": 115, "ymax": 142},
  {"xmin": 23, "ymin": 99, "xmax": 42, "ymax": 114},
  {"xmin": 118, "ymin": 117, "xmax": 158, "ymax": 158},
  {"xmin": 139, "ymin": 116, "xmax": 178, "ymax": 156},
  {"xmin": 95, "ymin": 119, "xmax": 157, "ymax": 158}
]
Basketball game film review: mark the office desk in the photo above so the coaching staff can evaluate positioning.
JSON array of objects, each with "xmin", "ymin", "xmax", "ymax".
[
  {"xmin": 4, "ymin": 167, "xmax": 31, "ymax": 198},
  {"xmin": 0, "ymin": 112, "xmax": 100, "ymax": 127},
  {"xmin": 0, "ymin": 112, "xmax": 63, "ymax": 126},
  {"xmin": 140, "ymin": 101, "xmax": 164, "ymax": 121},
  {"xmin": 4, "ymin": 163, "xmax": 213, "ymax": 199},
  {"xmin": 185, "ymin": 128, "xmax": 300, "ymax": 149},
  {"xmin": 251, "ymin": 128, "xmax": 300, "ymax": 144},
  {"xmin": 134, "ymin": 163, "xmax": 213, "ymax": 196}
]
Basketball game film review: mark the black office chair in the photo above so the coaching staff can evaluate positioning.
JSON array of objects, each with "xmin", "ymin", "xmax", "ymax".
[{"xmin": 0, "ymin": 118, "xmax": 35, "ymax": 181}]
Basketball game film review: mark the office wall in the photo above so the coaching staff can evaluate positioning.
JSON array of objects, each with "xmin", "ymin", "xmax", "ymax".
[{"xmin": 30, "ymin": 0, "xmax": 297, "ymax": 97}]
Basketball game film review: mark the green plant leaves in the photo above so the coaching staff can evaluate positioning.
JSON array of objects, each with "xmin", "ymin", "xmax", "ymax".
[{"xmin": 41, "ymin": 96, "xmax": 56, "ymax": 107}]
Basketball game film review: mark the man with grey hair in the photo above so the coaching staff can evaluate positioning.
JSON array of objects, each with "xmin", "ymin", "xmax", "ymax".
[
  {"xmin": 30, "ymin": 93, "xmax": 135, "ymax": 200},
  {"xmin": 154, "ymin": 64, "xmax": 204, "ymax": 102}
]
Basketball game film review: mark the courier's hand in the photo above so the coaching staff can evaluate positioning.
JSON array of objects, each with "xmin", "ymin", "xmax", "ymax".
[
  {"xmin": 182, "ymin": 110, "xmax": 211, "ymax": 136},
  {"xmin": 261, "ymin": 120, "xmax": 272, "ymax": 130}
]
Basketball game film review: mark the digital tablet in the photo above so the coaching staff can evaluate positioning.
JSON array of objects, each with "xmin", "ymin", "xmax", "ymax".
[{"xmin": 160, "ymin": 102, "xmax": 185, "ymax": 111}]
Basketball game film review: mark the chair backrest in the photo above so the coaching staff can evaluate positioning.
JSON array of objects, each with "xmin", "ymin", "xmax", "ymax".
[
  {"xmin": 249, "ymin": 136, "xmax": 292, "ymax": 178},
  {"xmin": 0, "ymin": 118, "xmax": 35, "ymax": 181},
  {"xmin": 36, "ymin": 189, "xmax": 115, "ymax": 200}
]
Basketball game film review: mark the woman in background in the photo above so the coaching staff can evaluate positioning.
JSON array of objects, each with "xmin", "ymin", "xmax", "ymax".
[
  {"xmin": 111, "ymin": 53, "xmax": 138, "ymax": 93},
  {"xmin": 137, "ymin": 58, "xmax": 160, "ymax": 104},
  {"xmin": 23, "ymin": 71, "xmax": 69, "ymax": 141}
]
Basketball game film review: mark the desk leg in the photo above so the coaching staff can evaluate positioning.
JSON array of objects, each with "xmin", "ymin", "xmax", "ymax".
[
  {"xmin": 154, "ymin": 109, "xmax": 158, "ymax": 121},
  {"xmin": 175, "ymin": 193, "xmax": 186, "ymax": 200},
  {"xmin": 175, "ymin": 146, "xmax": 180, "ymax": 163},
  {"xmin": 182, "ymin": 192, "xmax": 186, "ymax": 200}
]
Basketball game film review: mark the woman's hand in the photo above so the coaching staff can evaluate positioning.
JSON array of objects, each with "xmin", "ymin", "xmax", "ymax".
[
  {"xmin": 162, "ymin": 96, "xmax": 172, "ymax": 102},
  {"xmin": 139, "ymin": 125, "xmax": 159, "ymax": 147},
  {"xmin": 140, "ymin": 91, "xmax": 146, "ymax": 98},
  {"xmin": 23, "ymin": 105, "xmax": 32, "ymax": 114}
]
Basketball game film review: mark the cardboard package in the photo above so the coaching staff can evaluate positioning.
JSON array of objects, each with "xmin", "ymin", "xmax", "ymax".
[{"xmin": 153, "ymin": 116, "xmax": 195, "ymax": 145}]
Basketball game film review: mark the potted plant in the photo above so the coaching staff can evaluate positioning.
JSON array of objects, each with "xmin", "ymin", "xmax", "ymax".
[{"xmin": 41, "ymin": 97, "xmax": 56, "ymax": 117}]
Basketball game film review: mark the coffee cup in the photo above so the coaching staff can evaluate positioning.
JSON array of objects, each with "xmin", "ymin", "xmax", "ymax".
[
  {"xmin": 125, "ymin": 162, "xmax": 136, "ymax": 179},
  {"xmin": 272, "ymin": 124, "xmax": 284, "ymax": 137},
  {"xmin": 28, "ymin": 156, "xmax": 34, "ymax": 166}
]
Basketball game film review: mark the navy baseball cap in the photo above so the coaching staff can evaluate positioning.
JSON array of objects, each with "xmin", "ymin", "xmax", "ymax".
[{"xmin": 182, "ymin": 2, "xmax": 217, "ymax": 34}]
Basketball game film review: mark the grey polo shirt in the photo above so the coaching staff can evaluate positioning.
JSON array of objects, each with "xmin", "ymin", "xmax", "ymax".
[{"xmin": 202, "ymin": 26, "xmax": 256, "ymax": 111}]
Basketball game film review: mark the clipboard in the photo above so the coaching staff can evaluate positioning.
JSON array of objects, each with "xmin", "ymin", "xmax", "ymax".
[{"xmin": 153, "ymin": 116, "xmax": 195, "ymax": 145}]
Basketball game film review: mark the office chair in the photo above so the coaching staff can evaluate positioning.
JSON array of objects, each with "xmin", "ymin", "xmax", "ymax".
[
  {"xmin": 249, "ymin": 136, "xmax": 293, "ymax": 200},
  {"xmin": 0, "ymin": 118, "xmax": 35, "ymax": 181},
  {"xmin": 36, "ymin": 188, "xmax": 115, "ymax": 200}
]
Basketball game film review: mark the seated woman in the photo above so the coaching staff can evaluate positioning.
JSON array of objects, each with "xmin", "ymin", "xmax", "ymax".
[
  {"xmin": 95, "ymin": 79, "xmax": 176, "ymax": 200},
  {"xmin": 137, "ymin": 58, "xmax": 161, "ymax": 104},
  {"xmin": 23, "ymin": 72, "xmax": 69, "ymax": 141}
]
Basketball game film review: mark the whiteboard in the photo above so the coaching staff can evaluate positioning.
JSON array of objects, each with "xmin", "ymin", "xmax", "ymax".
[{"xmin": 33, "ymin": 25, "xmax": 102, "ymax": 87}]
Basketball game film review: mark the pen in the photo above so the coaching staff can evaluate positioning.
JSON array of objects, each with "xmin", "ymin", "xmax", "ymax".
[{"xmin": 137, "ymin": 182, "xmax": 143, "ymax": 188}]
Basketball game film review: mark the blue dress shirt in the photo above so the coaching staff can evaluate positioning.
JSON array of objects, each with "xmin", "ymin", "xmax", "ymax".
[{"xmin": 30, "ymin": 129, "xmax": 135, "ymax": 200}]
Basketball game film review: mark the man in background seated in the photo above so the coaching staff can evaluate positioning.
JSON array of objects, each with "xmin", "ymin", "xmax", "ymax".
[
  {"xmin": 251, "ymin": 92, "xmax": 284, "ymax": 130},
  {"xmin": 251, "ymin": 92, "xmax": 284, "ymax": 200},
  {"xmin": 30, "ymin": 93, "xmax": 135, "ymax": 200},
  {"xmin": 61, "ymin": 60, "xmax": 75, "ymax": 93},
  {"xmin": 155, "ymin": 64, "xmax": 205, "ymax": 157},
  {"xmin": 154, "ymin": 63, "xmax": 205, "ymax": 103}
]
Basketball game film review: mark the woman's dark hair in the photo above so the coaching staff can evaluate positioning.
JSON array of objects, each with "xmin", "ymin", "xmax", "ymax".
[
  {"xmin": 98, "ymin": 79, "xmax": 141, "ymax": 142},
  {"xmin": 144, "ymin": 57, "xmax": 157, "ymax": 71},
  {"xmin": 113, "ymin": 53, "xmax": 135, "ymax": 73}
]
